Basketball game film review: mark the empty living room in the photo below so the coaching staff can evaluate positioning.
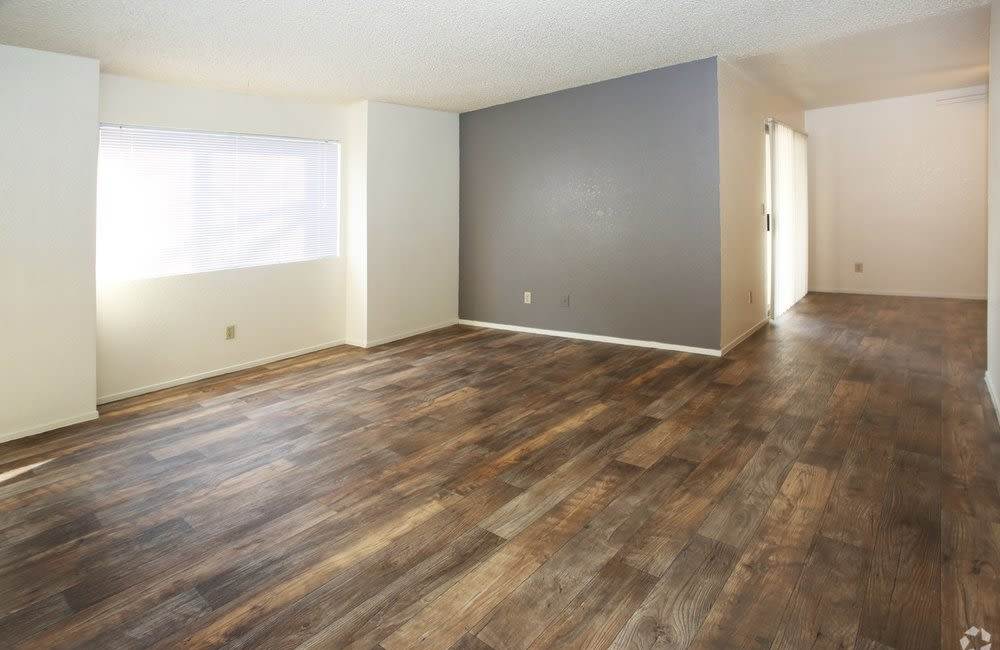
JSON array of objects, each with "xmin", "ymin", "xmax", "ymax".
[{"xmin": 2, "ymin": 1, "xmax": 999, "ymax": 648}]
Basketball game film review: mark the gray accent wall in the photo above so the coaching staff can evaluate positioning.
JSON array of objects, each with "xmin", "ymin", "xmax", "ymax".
[{"xmin": 459, "ymin": 57, "xmax": 722, "ymax": 350}]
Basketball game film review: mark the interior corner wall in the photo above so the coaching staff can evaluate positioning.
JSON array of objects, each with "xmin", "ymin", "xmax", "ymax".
[
  {"xmin": 344, "ymin": 100, "xmax": 369, "ymax": 347},
  {"xmin": 359, "ymin": 101, "xmax": 460, "ymax": 347},
  {"xmin": 460, "ymin": 57, "xmax": 722, "ymax": 350},
  {"xmin": 987, "ymin": 0, "xmax": 1000, "ymax": 407},
  {"xmin": 0, "ymin": 45, "xmax": 100, "ymax": 442},
  {"xmin": 806, "ymin": 88, "xmax": 988, "ymax": 300},
  {"xmin": 96, "ymin": 74, "xmax": 350, "ymax": 402},
  {"xmin": 717, "ymin": 59, "xmax": 805, "ymax": 349}
]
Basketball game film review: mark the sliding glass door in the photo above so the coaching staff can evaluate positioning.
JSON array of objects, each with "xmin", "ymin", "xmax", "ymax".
[{"xmin": 768, "ymin": 120, "xmax": 809, "ymax": 319}]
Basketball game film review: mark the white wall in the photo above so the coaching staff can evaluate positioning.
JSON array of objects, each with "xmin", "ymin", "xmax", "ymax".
[
  {"xmin": 0, "ymin": 45, "xmax": 100, "ymax": 441},
  {"xmin": 807, "ymin": 87, "xmax": 988, "ymax": 300},
  {"xmin": 344, "ymin": 101, "xmax": 369, "ymax": 346},
  {"xmin": 96, "ymin": 79, "xmax": 459, "ymax": 400},
  {"xmin": 97, "ymin": 75, "xmax": 351, "ymax": 402},
  {"xmin": 718, "ymin": 59, "xmax": 805, "ymax": 350},
  {"xmin": 1, "ymin": 52, "xmax": 459, "ymax": 431},
  {"xmin": 362, "ymin": 101, "xmax": 459, "ymax": 346},
  {"xmin": 987, "ymin": 1, "xmax": 1000, "ymax": 405}
]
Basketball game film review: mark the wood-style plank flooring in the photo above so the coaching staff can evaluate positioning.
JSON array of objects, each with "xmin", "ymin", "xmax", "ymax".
[{"xmin": 1, "ymin": 293, "xmax": 998, "ymax": 649}]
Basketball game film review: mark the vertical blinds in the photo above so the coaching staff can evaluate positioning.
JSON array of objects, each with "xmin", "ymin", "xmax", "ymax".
[
  {"xmin": 770, "ymin": 121, "xmax": 809, "ymax": 318},
  {"xmin": 97, "ymin": 125, "xmax": 339, "ymax": 282}
]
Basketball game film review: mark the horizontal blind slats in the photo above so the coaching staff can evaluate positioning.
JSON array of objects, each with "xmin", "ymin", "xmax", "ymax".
[{"xmin": 97, "ymin": 125, "xmax": 339, "ymax": 281}]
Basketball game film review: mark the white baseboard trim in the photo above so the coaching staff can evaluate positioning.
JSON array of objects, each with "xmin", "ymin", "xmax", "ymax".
[
  {"xmin": 362, "ymin": 320, "xmax": 459, "ymax": 348},
  {"xmin": 721, "ymin": 318, "xmax": 768, "ymax": 355},
  {"xmin": 809, "ymin": 287, "xmax": 986, "ymax": 301},
  {"xmin": 97, "ymin": 339, "xmax": 346, "ymax": 405},
  {"xmin": 0, "ymin": 410, "xmax": 100, "ymax": 445},
  {"xmin": 457, "ymin": 319, "xmax": 722, "ymax": 357},
  {"xmin": 985, "ymin": 371, "xmax": 999, "ymax": 417}
]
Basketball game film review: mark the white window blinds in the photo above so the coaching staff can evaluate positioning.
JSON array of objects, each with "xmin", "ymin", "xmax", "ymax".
[
  {"xmin": 769, "ymin": 121, "xmax": 809, "ymax": 318},
  {"xmin": 97, "ymin": 125, "xmax": 339, "ymax": 282}
]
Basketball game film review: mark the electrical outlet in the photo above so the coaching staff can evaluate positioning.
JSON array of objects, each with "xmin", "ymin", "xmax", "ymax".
[
  {"xmin": 854, "ymin": 262, "xmax": 864, "ymax": 273},
  {"xmin": 225, "ymin": 324, "xmax": 236, "ymax": 340},
  {"xmin": 560, "ymin": 294, "xmax": 571, "ymax": 308},
  {"xmin": 523, "ymin": 291, "xmax": 532, "ymax": 304},
  {"xmin": 748, "ymin": 289, "xmax": 753, "ymax": 304}
]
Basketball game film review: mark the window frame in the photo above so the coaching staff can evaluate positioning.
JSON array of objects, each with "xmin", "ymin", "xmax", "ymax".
[{"xmin": 96, "ymin": 123, "xmax": 343, "ymax": 282}]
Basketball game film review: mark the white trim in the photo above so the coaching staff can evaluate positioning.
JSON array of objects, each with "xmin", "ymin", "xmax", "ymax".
[
  {"xmin": 935, "ymin": 92, "xmax": 987, "ymax": 105},
  {"xmin": 0, "ymin": 410, "xmax": 100, "ymax": 445},
  {"xmin": 457, "ymin": 320, "xmax": 722, "ymax": 357},
  {"xmin": 97, "ymin": 339, "xmax": 345, "ymax": 404},
  {"xmin": 809, "ymin": 287, "xmax": 986, "ymax": 301},
  {"xmin": 100, "ymin": 122, "xmax": 342, "ymax": 145},
  {"xmin": 721, "ymin": 318, "xmax": 768, "ymax": 355},
  {"xmin": 766, "ymin": 116, "xmax": 807, "ymax": 138},
  {"xmin": 986, "ymin": 371, "xmax": 1000, "ymax": 418},
  {"xmin": 362, "ymin": 320, "xmax": 459, "ymax": 348}
]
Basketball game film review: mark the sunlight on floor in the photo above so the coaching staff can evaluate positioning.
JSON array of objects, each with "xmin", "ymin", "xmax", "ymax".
[{"xmin": 0, "ymin": 458, "xmax": 52, "ymax": 485}]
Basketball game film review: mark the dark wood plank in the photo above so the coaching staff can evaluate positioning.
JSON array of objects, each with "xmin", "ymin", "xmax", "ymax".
[
  {"xmin": 526, "ymin": 558, "xmax": 657, "ymax": 649},
  {"xmin": 381, "ymin": 461, "xmax": 641, "ymax": 649},
  {"xmin": 770, "ymin": 536, "xmax": 865, "ymax": 650},
  {"xmin": 940, "ymin": 509, "xmax": 1000, "ymax": 650},
  {"xmin": 609, "ymin": 535, "xmax": 738, "ymax": 650},
  {"xmin": 698, "ymin": 413, "xmax": 815, "ymax": 549},
  {"xmin": 818, "ymin": 431, "xmax": 894, "ymax": 549},
  {"xmin": 858, "ymin": 450, "xmax": 942, "ymax": 650},
  {"xmin": 0, "ymin": 293, "xmax": 990, "ymax": 649},
  {"xmin": 619, "ymin": 423, "xmax": 767, "ymax": 577},
  {"xmin": 477, "ymin": 456, "xmax": 694, "ymax": 650},
  {"xmin": 688, "ymin": 461, "xmax": 837, "ymax": 649},
  {"xmin": 452, "ymin": 633, "xmax": 497, "ymax": 650}
]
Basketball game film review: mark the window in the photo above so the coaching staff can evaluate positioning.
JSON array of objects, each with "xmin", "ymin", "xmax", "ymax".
[{"xmin": 97, "ymin": 125, "xmax": 339, "ymax": 281}]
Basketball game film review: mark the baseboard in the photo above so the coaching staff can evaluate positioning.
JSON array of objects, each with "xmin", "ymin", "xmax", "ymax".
[
  {"xmin": 721, "ymin": 318, "xmax": 768, "ymax": 355},
  {"xmin": 457, "ymin": 320, "xmax": 722, "ymax": 357},
  {"xmin": 809, "ymin": 287, "xmax": 986, "ymax": 301},
  {"xmin": 97, "ymin": 340, "xmax": 346, "ymax": 405},
  {"xmin": 986, "ymin": 371, "xmax": 1000, "ymax": 419},
  {"xmin": 362, "ymin": 320, "xmax": 459, "ymax": 348},
  {"xmin": 0, "ymin": 410, "xmax": 100, "ymax": 445}
]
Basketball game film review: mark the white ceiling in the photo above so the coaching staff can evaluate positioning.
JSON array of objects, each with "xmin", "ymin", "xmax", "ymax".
[
  {"xmin": 732, "ymin": 5, "xmax": 990, "ymax": 109},
  {"xmin": 0, "ymin": 0, "xmax": 989, "ymax": 112}
]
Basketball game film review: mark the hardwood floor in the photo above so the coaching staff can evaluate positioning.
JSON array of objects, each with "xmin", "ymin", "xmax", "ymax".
[{"xmin": 1, "ymin": 293, "xmax": 997, "ymax": 649}]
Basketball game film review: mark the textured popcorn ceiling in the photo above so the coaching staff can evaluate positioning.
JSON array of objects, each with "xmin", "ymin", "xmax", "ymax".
[{"xmin": 0, "ymin": 0, "xmax": 989, "ymax": 112}]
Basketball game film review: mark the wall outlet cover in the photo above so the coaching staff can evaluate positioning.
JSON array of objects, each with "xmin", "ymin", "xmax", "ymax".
[
  {"xmin": 560, "ymin": 294, "xmax": 571, "ymax": 307},
  {"xmin": 225, "ymin": 324, "xmax": 236, "ymax": 340},
  {"xmin": 854, "ymin": 262, "xmax": 864, "ymax": 273},
  {"xmin": 523, "ymin": 291, "xmax": 532, "ymax": 304}
]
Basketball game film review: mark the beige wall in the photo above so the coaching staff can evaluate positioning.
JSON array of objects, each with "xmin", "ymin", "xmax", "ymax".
[
  {"xmin": 988, "ymin": 2, "xmax": 1000, "ymax": 404},
  {"xmin": 0, "ymin": 45, "xmax": 100, "ymax": 441},
  {"xmin": 96, "ymin": 74, "xmax": 351, "ymax": 402},
  {"xmin": 96, "ymin": 79, "xmax": 460, "ymax": 400},
  {"xmin": 2, "ymin": 52, "xmax": 460, "ymax": 431},
  {"xmin": 365, "ymin": 101, "xmax": 459, "ymax": 345},
  {"xmin": 806, "ymin": 87, "xmax": 987, "ymax": 299},
  {"xmin": 344, "ymin": 101, "xmax": 369, "ymax": 346},
  {"xmin": 342, "ymin": 101, "xmax": 460, "ymax": 347},
  {"xmin": 717, "ymin": 59, "xmax": 805, "ymax": 350}
]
